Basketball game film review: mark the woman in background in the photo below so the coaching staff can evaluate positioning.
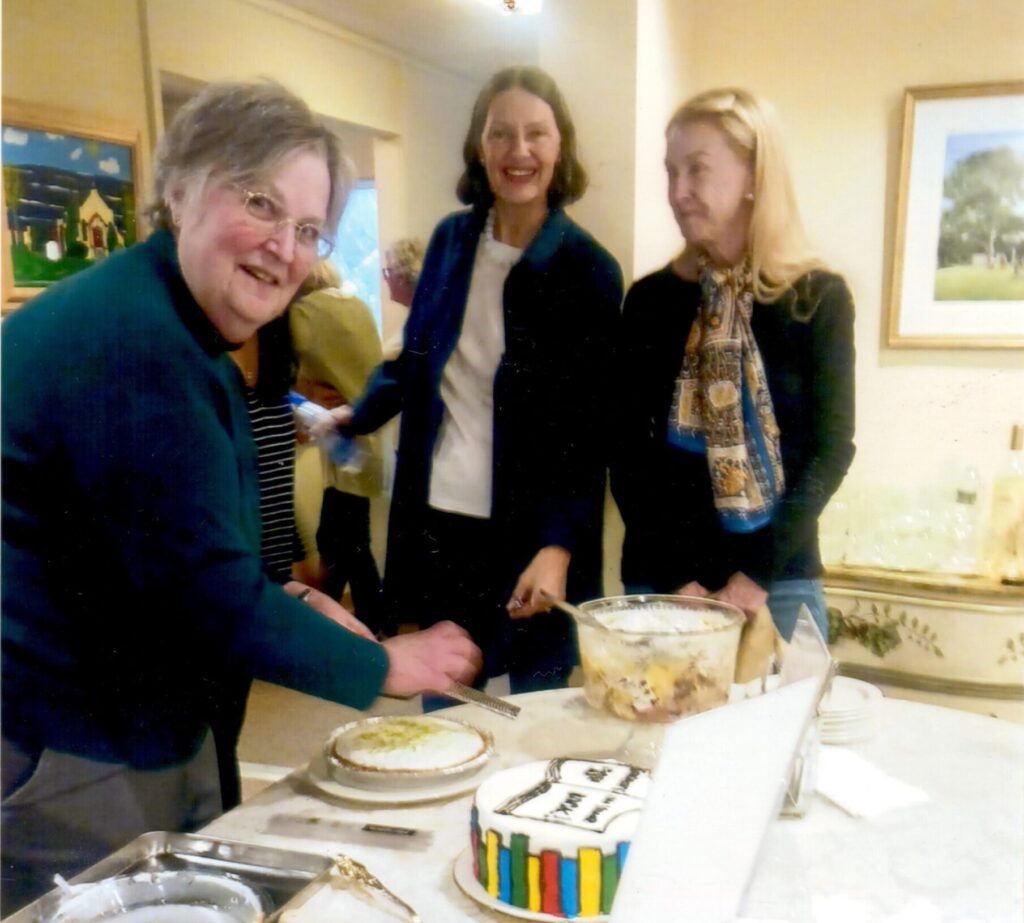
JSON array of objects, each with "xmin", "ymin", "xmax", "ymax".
[
  {"xmin": 341, "ymin": 66, "xmax": 623, "ymax": 692},
  {"xmin": 217, "ymin": 308, "xmax": 371, "ymax": 812},
  {"xmin": 291, "ymin": 263, "xmax": 386, "ymax": 634},
  {"xmin": 381, "ymin": 236, "xmax": 425, "ymax": 360},
  {"xmin": 382, "ymin": 236, "xmax": 425, "ymax": 310},
  {"xmin": 612, "ymin": 87, "xmax": 855, "ymax": 640}
]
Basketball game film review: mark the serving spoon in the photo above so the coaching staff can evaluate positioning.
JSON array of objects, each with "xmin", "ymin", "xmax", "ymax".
[{"xmin": 538, "ymin": 589, "xmax": 590, "ymax": 623}]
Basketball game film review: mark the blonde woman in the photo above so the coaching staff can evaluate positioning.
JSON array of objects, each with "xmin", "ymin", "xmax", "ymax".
[{"xmin": 611, "ymin": 87, "xmax": 855, "ymax": 640}]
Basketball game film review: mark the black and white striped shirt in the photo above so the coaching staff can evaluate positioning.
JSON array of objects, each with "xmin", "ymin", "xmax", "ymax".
[{"xmin": 245, "ymin": 389, "xmax": 299, "ymax": 583}]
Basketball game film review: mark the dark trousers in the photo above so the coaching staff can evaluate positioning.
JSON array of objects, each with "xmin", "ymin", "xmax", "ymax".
[
  {"xmin": 317, "ymin": 488, "xmax": 383, "ymax": 634},
  {"xmin": 1, "ymin": 734, "xmax": 222, "ymax": 915},
  {"xmin": 407, "ymin": 508, "xmax": 575, "ymax": 702}
]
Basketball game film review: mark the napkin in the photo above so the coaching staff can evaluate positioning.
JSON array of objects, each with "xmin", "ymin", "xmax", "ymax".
[{"xmin": 816, "ymin": 745, "xmax": 929, "ymax": 818}]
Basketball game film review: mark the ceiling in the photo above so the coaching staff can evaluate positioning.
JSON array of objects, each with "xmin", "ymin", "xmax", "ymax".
[{"xmin": 275, "ymin": 0, "xmax": 541, "ymax": 82}]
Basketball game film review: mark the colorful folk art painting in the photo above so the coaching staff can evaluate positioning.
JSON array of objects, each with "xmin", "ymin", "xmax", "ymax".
[{"xmin": 3, "ymin": 120, "xmax": 138, "ymax": 295}]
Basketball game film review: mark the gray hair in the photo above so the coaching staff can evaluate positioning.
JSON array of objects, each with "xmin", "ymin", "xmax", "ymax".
[
  {"xmin": 386, "ymin": 237, "xmax": 426, "ymax": 285},
  {"xmin": 146, "ymin": 79, "xmax": 350, "ymax": 233}
]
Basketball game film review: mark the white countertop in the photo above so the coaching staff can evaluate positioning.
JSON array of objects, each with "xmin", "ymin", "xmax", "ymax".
[{"xmin": 203, "ymin": 690, "xmax": 1024, "ymax": 923}]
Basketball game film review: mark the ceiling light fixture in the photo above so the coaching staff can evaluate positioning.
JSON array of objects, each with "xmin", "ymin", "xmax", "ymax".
[{"xmin": 472, "ymin": 0, "xmax": 543, "ymax": 15}]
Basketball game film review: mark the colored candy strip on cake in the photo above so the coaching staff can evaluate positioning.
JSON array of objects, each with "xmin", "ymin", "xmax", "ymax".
[{"xmin": 472, "ymin": 811, "xmax": 631, "ymax": 918}]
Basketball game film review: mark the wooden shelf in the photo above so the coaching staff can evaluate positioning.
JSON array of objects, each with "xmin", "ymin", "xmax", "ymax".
[{"xmin": 825, "ymin": 565, "xmax": 1023, "ymax": 607}]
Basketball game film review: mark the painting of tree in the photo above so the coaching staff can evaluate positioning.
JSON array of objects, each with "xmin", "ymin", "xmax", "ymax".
[{"xmin": 935, "ymin": 131, "xmax": 1024, "ymax": 301}]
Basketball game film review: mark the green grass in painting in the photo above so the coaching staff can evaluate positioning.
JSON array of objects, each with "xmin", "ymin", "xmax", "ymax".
[
  {"xmin": 934, "ymin": 265, "xmax": 1024, "ymax": 301},
  {"xmin": 11, "ymin": 245, "xmax": 92, "ymax": 287}
]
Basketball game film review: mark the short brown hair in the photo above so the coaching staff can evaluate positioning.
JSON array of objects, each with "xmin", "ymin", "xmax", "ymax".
[
  {"xmin": 456, "ymin": 66, "xmax": 587, "ymax": 208},
  {"xmin": 147, "ymin": 79, "xmax": 350, "ymax": 233}
]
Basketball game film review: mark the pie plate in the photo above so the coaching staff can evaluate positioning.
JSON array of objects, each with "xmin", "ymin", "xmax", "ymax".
[{"xmin": 322, "ymin": 714, "xmax": 494, "ymax": 791}]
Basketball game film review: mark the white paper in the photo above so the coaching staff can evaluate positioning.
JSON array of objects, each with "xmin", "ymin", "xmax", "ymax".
[{"xmin": 816, "ymin": 745, "xmax": 930, "ymax": 818}]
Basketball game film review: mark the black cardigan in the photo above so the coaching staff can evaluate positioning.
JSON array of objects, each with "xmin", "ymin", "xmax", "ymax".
[
  {"xmin": 611, "ymin": 265, "xmax": 855, "ymax": 592},
  {"xmin": 352, "ymin": 206, "xmax": 623, "ymax": 607}
]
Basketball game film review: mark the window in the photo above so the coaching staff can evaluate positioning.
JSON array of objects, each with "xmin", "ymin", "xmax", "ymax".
[{"xmin": 329, "ymin": 181, "xmax": 382, "ymax": 333}]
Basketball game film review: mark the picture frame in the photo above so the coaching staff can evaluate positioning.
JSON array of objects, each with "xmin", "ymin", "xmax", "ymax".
[
  {"xmin": 887, "ymin": 80, "xmax": 1024, "ymax": 349},
  {"xmin": 2, "ymin": 100, "xmax": 141, "ymax": 309}
]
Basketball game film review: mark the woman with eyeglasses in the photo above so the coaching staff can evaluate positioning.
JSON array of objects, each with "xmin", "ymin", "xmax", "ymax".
[
  {"xmin": 0, "ymin": 80, "xmax": 481, "ymax": 912},
  {"xmin": 335, "ymin": 66, "xmax": 623, "ymax": 696}
]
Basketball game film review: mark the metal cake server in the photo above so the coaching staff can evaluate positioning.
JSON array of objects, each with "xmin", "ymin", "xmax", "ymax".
[
  {"xmin": 332, "ymin": 854, "xmax": 421, "ymax": 923},
  {"xmin": 441, "ymin": 681, "xmax": 521, "ymax": 719}
]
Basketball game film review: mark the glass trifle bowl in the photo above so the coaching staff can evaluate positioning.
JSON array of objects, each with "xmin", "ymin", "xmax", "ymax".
[{"xmin": 574, "ymin": 594, "xmax": 744, "ymax": 722}]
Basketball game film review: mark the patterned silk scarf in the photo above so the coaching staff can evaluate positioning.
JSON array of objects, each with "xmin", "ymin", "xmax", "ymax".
[{"xmin": 667, "ymin": 256, "xmax": 785, "ymax": 532}]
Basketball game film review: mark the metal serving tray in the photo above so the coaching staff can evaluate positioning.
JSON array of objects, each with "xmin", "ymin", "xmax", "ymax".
[{"xmin": 4, "ymin": 831, "xmax": 334, "ymax": 922}]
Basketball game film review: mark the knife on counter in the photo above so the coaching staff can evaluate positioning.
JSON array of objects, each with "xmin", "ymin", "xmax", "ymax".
[{"xmin": 266, "ymin": 814, "xmax": 433, "ymax": 849}]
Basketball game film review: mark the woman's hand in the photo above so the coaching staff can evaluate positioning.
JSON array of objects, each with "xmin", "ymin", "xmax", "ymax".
[
  {"xmin": 323, "ymin": 401, "xmax": 356, "ymax": 434},
  {"xmin": 284, "ymin": 581, "xmax": 376, "ymax": 641},
  {"xmin": 506, "ymin": 546, "xmax": 571, "ymax": 619},
  {"xmin": 381, "ymin": 621, "xmax": 483, "ymax": 696},
  {"xmin": 711, "ymin": 571, "xmax": 768, "ymax": 620},
  {"xmin": 675, "ymin": 580, "xmax": 710, "ymax": 598}
]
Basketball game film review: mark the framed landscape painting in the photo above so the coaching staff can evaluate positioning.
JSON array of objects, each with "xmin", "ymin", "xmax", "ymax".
[
  {"xmin": 2, "ymin": 101, "xmax": 140, "ymax": 305},
  {"xmin": 888, "ymin": 81, "xmax": 1024, "ymax": 348}
]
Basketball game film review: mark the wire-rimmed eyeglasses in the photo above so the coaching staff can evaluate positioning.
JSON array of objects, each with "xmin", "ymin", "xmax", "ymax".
[{"xmin": 238, "ymin": 188, "xmax": 334, "ymax": 259}]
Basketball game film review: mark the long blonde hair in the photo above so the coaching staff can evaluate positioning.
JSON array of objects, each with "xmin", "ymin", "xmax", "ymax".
[{"xmin": 667, "ymin": 87, "xmax": 823, "ymax": 303}]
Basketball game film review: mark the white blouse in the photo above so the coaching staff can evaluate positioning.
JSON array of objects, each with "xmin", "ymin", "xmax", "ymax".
[{"xmin": 428, "ymin": 231, "xmax": 522, "ymax": 518}]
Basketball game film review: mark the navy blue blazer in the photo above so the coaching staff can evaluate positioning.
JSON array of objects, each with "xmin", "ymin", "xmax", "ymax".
[{"xmin": 352, "ymin": 207, "xmax": 623, "ymax": 605}]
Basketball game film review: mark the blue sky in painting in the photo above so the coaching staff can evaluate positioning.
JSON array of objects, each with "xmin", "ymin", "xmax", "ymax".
[
  {"xmin": 943, "ymin": 129, "xmax": 1024, "ymax": 176},
  {"xmin": 2, "ymin": 125, "xmax": 133, "ymax": 179},
  {"xmin": 941, "ymin": 130, "xmax": 1024, "ymax": 219}
]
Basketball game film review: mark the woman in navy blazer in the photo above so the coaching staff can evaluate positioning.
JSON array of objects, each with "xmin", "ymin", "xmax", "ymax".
[{"xmin": 349, "ymin": 66, "xmax": 622, "ymax": 692}]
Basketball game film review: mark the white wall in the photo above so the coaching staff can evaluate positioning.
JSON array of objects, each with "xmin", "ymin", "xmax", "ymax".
[
  {"xmin": 144, "ymin": 0, "xmax": 405, "ymax": 134},
  {"xmin": 633, "ymin": 0, "xmax": 694, "ymax": 280},
  {"xmin": 398, "ymin": 61, "xmax": 477, "ymax": 244},
  {"xmin": 540, "ymin": 0, "xmax": 638, "ymax": 281}
]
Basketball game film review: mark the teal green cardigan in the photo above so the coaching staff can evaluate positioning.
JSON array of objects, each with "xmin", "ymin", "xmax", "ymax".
[{"xmin": 1, "ymin": 230, "xmax": 388, "ymax": 768}]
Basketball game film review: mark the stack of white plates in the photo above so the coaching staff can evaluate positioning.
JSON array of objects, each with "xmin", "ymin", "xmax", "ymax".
[{"xmin": 818, "ymin": 677, "xmax": 883, "ymax": 744}]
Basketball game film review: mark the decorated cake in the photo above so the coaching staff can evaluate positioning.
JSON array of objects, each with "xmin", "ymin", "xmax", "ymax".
[{"xmin": 470, "ymin": 758, "xmax": 648, "ymax": 918}]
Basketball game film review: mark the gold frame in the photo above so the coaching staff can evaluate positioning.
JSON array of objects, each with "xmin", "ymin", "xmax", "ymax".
[
  {"xmin": 887, "ymin": 80, "xmax": 1024, "ymax": 349},
  {"xmin": 2, "ymin": 100, "xmax": 141, "ymax": 312}
]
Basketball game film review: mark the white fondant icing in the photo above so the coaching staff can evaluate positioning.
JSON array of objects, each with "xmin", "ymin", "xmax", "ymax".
[{"xmin": 474, "ymin": 759, "xmax": 648, "ymax": 857}]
